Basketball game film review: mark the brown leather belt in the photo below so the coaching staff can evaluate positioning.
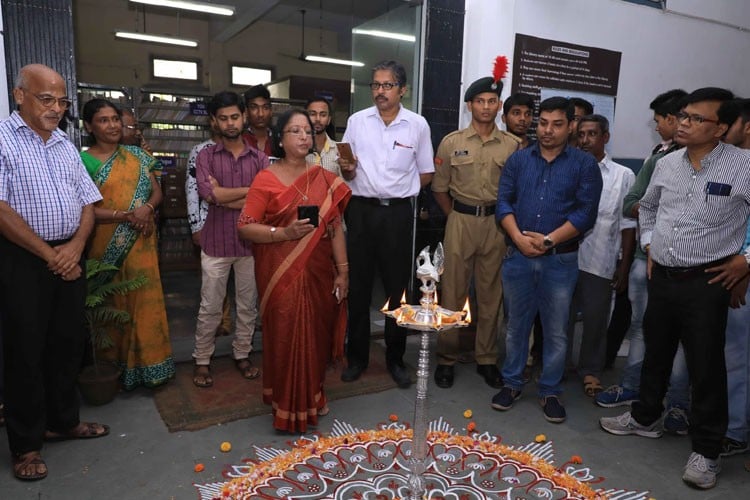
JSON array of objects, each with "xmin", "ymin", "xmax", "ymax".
[
  {"xmin": 453, "ymin": 199, "xmax": 496, "ymax": 217},
  {"xmin": 543, "ymin": 240, "xmax": 579, "ymax": 256}
]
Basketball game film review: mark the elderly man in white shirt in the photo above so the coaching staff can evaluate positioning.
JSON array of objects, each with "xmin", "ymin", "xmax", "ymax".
[
  {"xmin": 568, "ymin": 114, "xmax": 636, "ymax": 397},
  {"xmin": 338, "ymin": 60, "xmax": 434, "ymax": 388}
]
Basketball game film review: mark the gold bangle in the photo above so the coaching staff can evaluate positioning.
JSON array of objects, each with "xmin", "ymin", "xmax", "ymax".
[{"xmin": 145, "ymin": 202, "xmax": 155, "ymax": 212}]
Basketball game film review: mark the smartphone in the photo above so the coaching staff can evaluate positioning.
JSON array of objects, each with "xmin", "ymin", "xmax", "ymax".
[
  {"xmin": 336, "ymin": 142, "xmax": 355, "ymax": 163},
  {"xmin": 297, "ymin": 205, "xmax": 319, "ymax": 227}
]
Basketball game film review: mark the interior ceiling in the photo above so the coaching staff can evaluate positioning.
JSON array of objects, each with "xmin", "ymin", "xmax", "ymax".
[{"xmin": 208, "ymin": 0, "xmax": 422, "ymax": 42}]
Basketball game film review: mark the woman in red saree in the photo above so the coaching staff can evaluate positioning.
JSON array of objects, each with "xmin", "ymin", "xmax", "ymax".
[{"xmin": 238, "ymin": 109, "xmax": 350, "ymax": 433}]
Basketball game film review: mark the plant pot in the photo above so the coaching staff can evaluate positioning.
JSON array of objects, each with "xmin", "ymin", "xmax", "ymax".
[{"xmin": 77, "ymin": 362, "xmax": 122, "ymax": 406}]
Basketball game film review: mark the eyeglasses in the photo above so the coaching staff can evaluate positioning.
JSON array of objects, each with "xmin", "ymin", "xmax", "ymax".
[
  {"xmin": 369, "ymin": 82, "xmax": 400, "ymax": 91},
  {"xmin": 31, "ymin": 93, "xmax": 72, "ymax": 110},
  {"xmin": 283, "ymin": 127, "xmax": 313, "ymax": 137},
  {"xmin": 676, "ymin": 111, "xmax": 720, "ymax": 125}
]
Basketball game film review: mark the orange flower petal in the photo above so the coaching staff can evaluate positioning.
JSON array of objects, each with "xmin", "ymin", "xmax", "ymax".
[{"xmin": 194, "ymin": 463, "xmax": 205, "ymax": 472}]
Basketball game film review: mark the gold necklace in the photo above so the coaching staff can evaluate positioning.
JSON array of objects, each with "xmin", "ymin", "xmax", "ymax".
[{"xmin": 290, "ymin": 164, "xmax": 309, "ymax": 201}]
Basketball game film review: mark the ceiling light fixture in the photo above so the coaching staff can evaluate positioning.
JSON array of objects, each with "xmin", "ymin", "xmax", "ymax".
[
  {"xmin": 115, "ymin": 30, "xmax": 198, "ymax": 47},
  {"xmin": 351, "ymin": 28, "xmax": 416, "ymax": 43},
  {"xmin": 129, "ymin": 0, "xmax": 234, "ymax": 17},
  {"xmin": 304, "ymin": 55, "xmax": 365, "ymax": 67},
  {"xmin": 297, "ymin": 9, "xmax": 364, "ymax": 68}
]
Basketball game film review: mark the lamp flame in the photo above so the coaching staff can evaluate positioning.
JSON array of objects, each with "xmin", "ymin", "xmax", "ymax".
[
  {"xmin": 381, "ymin": 299, "xmax": 390, "ymax": 312},
  {"xmin": 400, "ymin": 291, "xmax": 407, "ymax": 305},
  {"xmin": 462, "ymin": 298, "xmax": 472, "ymax": 323}
]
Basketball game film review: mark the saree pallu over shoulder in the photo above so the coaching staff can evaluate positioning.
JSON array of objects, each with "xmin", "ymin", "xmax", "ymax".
[
  {"xmin": 86, "ymin": 145, "xmax": 174, "ymax": 390},
  {"xmin": 240, "ymin": 166, "xmax": 351, "ymax": 432}
]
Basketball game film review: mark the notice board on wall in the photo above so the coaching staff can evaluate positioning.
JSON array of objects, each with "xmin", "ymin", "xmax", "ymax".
[{"xmin": 510, "ymin": 33, "xmax": 622, "ymax": 131}]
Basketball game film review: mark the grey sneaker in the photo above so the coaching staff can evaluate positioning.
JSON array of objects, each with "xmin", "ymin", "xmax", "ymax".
[
  {"xmin": 600, "ymin": 411, "xmax": 663, "ymax": 438},
  {"xmin": 682, "ymin": 452, "xmax": 720, "ymax": 489}
]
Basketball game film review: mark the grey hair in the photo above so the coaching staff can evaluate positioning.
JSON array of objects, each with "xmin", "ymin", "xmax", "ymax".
[{"xmin": 372, "ymin": 60, "xmax": 407, "ymax": 87}]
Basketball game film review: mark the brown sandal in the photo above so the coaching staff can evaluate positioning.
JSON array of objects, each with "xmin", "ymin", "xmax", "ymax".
[
  {"xmin": 13, "ymin": 451, "xmax": 48, "ymax": 481},
  {"xmin": 583, "ymin": 375, "xmax": 603, "ymax": 397},
  {"xmin": 193, "ymin": 364, "xmax": 213, "ymax": 388},
  {"xmin": 234, "ymin": 358, "xmax": 260, "ymax": 379},
  {"xmin": 44, "ymin": 422, "xmax": 110, "ymax": 442}
]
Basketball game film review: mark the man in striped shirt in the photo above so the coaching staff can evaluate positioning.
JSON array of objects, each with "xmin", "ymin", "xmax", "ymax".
[{"xmin": 601, "ymin": 87, "xmax": 750, "ymax": 490}]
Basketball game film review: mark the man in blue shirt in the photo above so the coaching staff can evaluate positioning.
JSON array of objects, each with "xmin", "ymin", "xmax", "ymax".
[{"xmin": 492, "ymin": 96, "xmax": 602, "ymax": 423}]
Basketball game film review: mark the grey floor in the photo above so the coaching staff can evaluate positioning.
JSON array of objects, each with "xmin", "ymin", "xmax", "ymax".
[{"xmin": 2, "ymin": 272, "xmax": 749, "ymax": 499}]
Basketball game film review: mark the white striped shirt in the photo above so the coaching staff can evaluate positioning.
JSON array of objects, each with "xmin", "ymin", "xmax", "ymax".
[
  {"xmin": 640, "ymin": 142, "xmax": 750, "ymax": 267},
  {"xmin": 578, "ymin": 155, "xmax": 637, "ymax": 279},
  {"xmin": 0, "ymin": 112, "xmax": 102, "ymax": 241}
]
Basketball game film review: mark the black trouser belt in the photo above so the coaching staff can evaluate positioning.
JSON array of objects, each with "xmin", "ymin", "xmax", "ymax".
[
  {"xmin": 653, "ymin": 256, "xmax": 729, "ymax": 280},
  {"xmin": 351, "ymin": 195, "xmax": 411, "ymax": 207},
  {"xmin": 544, "ymin": 240, "xmax": 579, "ymax": 255},
  {"xmin": 452, "ymin": 199, "xmax": 496, "ymax": 217}
]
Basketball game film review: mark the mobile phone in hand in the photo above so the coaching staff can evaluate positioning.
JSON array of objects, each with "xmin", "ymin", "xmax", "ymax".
[
  {"xmin": 297, "ymin": 205, "xmax": 319, "ymax": 227},
  {"xmin": 336, "ymin": 142, "xmax": 355, "ymax": 163}
]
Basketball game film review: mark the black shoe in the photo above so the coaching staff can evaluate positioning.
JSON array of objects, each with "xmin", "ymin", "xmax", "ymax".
[
  {"xmin": 434, "ymin": 365, "xmax": 454, "ymax": 388},
  {"xmin": 341, "ymin": 364, "xmax": 365, "ymax": 382},
  {"xmin": 388, "ymin": 363, "xmax": 411, "ymax": 389},
  {"xmin": 476, "ymin": 364, "xmax": 503, "ymax": 388}
]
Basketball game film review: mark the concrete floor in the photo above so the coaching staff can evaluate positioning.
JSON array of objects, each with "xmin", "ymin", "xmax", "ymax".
[{"xmin": 2, "ymin": 271, "xmax": 749, "ymax": 499}]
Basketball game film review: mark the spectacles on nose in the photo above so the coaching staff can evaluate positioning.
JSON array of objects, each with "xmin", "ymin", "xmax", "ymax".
[
  {"xmin": 369, "ymin": 82, "xmax": 399, "ymax": 91},
  {"xmin": 31, "ymin": 93, "xmax": 72, "ymax": 110},
  {"xmin": 676, "ymin": 111, "xmax": 720, "ymax": 125},
  {"xmin": 283, "ymin": 128, "xmax": 313, "ymax": 137}
]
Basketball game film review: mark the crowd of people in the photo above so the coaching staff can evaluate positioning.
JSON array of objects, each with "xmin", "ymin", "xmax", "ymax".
[{"xmin": 1, "ymin": 59, "xmax": 749, "ymax": 492}]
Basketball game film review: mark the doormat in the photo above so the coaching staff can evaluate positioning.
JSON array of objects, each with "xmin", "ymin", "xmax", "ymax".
[{"xmin": 153, "ymin": 342, "xmax": 405, "ymax": 432}]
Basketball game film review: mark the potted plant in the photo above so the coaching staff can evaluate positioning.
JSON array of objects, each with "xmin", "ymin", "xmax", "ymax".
[{"xmin": 77, "ymin": 259, "xmax": 147, "ymax": 405}]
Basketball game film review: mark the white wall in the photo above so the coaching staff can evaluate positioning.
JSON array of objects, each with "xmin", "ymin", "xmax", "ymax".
[{"xmin": 462, "ymin": 0, "xmax": 750, "ymax": 159}]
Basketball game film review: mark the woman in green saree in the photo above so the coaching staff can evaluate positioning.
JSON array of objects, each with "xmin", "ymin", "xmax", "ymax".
[{"xmin": 81, "ymin": 98, "xmax": 174, "ymax": 389}]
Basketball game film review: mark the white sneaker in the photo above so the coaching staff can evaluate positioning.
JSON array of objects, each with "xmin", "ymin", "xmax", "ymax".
[
  {"xmin": 682, "ymin": 452, "xmax": 720, "ymax": 489},
  {"xmin": 599, "ymin": 411, "xmax": 663, "ymax": 438}
]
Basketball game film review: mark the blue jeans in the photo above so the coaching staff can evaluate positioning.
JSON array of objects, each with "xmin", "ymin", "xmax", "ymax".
[
  {"xmin": 501, "ymin": 247, "xmax": 579, "ymax": 397},
  {"xmin": 725, "ymin": 286, "xmax": 750, "ymax": 442},
  {"xmin": 620, "ymin": 258, "xmax": 691, "ymax": 409}
]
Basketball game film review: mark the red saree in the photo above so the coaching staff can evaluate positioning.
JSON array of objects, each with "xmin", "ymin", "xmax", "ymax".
[{"xmin": 239, "ymin": 165, "xmax": 351, "ymax": 432}]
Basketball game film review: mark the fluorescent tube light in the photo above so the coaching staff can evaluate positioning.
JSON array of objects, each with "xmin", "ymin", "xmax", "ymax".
[
  {"xmin": 304, "ymin": 55, "xmax": 365, "ymax": 67},
  {"xmin": 129, "ymin": 0, "xmax": 234, "ymax": 16},
  {"xmin": 115, "ymin": 31, "xmax": 198, "ymax": 47},
  {"xmin": 352, "ymin": 28, "xmax": 416, "ymax": 43}
]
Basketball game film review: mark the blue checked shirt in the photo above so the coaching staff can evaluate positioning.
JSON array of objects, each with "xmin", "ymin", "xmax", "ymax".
[
  {"xmin": 496, "ymin": 143, "xmax": 602, "ymax": 239},
  {"xmin": 0, "ymin": 112, "xmax": 102, "ymax": 241}
]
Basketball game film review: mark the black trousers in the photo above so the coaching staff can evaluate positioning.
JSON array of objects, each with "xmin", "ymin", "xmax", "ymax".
[
  {"xmin": 345, "ymin": 197, "xmax": 413, "ymax": 367},
  {"xmin": 631, "ymin": 263, "xmax": 729, "ymax": 459},
  {"xmin": 0, "ymin": 237, "xmax": 87, "ymax": 455}
]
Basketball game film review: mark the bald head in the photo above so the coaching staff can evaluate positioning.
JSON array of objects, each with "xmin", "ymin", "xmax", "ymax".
[{"xmin": 13, "ymin": 64, "xmax": 69, "ymax": 141}]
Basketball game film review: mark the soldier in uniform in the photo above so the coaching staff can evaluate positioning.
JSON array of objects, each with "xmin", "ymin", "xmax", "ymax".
[{"xmin": 431, "ymin": 74, "xmax": 520, "ymax": 389}]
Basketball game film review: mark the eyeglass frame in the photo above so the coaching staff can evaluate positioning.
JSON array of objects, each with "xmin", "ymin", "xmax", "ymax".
[
  {"xmin": 283, "ymin": 127, "xmax": 313, "ymax": 137},
  {"xmin": 369, "ymin": 82, "xmax": 401, "ymax": 91},
  {"xmin": 29, "ymin": 92, "xmax": 73, "ymax": 110},
  {"xmin": 676, "ymin": 111, "xmax": 720, "ymax": 125}
]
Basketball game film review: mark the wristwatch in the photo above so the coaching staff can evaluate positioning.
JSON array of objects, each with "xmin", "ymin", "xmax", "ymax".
[{"xmin": 543, "ymin": 235, "xmax": 555, "ymax": 249}]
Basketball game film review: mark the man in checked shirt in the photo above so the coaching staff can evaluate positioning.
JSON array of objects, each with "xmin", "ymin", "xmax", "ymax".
[{"xmin": 601, "ymin": 87, "xmax": 750, "ymax": 490}]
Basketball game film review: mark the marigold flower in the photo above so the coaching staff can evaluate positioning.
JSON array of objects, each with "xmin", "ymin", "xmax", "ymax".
[
  {"xmin": 389, "ymin": 414, "xmax": 399, "ymax": 422},
  {"xmin": 220, "ymin": 441, "xmax": 232, "ymax": 452},
  {"xmin": 467, "ymin": 422, "xmax": 477, "ymax": 432},
  {"xmin": 570, "ymin": 455, "xmax": 583, "ymax": 464},
  {"xmin": 463, "ymin": 409, "xmax": 473, "ymax": 418},
  {"xmin": 194, "ymin": 463, "xmax": 205, "ymax": 472},
  {"xmin": 535, "ymin": 434, "xmax": 547, "ymax": 443}
]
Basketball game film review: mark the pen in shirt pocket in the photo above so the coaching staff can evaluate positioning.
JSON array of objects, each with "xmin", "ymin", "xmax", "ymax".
[{"xmin": 393, "ymin": 140, "xmax": 414, "ymax": 150}]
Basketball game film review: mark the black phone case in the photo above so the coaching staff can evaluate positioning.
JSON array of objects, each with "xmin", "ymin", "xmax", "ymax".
[{"xmin": 298, "ymin": 205, "xmax": 319, "ymax": 227}]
